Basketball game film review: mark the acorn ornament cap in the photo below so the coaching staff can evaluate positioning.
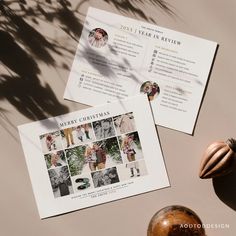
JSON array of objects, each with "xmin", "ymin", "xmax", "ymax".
[{"xmin": 199, "ymin": 138, "xmax": 236, "ymax": 179}]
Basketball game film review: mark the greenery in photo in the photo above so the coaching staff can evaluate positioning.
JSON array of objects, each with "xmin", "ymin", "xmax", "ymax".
[
  {"xmin": 95, "ymin": 137, "xmax": 122, "ymax": 164},
  {"xmin": 65, "ymin": 146, "xmax": 86, "ymax": 176}
]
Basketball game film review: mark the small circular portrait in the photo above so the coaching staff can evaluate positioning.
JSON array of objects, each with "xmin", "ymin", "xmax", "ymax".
[
  {"xmin": 140, "ymin": 81, "xmax": 160, "ymax": 101},
  {"xmin": 88, "ymin": 28, "xmax": 108, "ymax": 48}
]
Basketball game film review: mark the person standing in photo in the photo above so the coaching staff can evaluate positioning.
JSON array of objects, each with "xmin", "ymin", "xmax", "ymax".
[
  {"xmin": 94, "ymin": 123, "xmax": 102, "ymax": 139},
  {"xmin": 50, "ymin": 153, "xmax": 62, "ymax": 168},
  {"xmin": 84, "ymin": 146, "xmax": 96, "ymax": 171},
  {"xmin": 63, "ymin": 128, "xmax": 74, "ymax": 148},
  {"xmin": 45, "ymin": 133, "xmax": 56, "ymax": 151},
  {"xmin": 121, "ymin": 136, "xmax": 140, "ymax": 177},
  {"xmin": 76, "ymin": 125, "xmax": 84, "ymax": 142},
  {"xmin": 83, "ymin": 124, "xmax": 91, "ymax": 140},
  {"xmin": 93, "ymin": 144, "xmax": 107, "ymax": 170},
  {"xmin": 58, "ymin": 174, "xmax": 70, "ymax": 196},
  {"xmin": 126, "ymin": 161, "xmax": 140, "ymax": 177}
]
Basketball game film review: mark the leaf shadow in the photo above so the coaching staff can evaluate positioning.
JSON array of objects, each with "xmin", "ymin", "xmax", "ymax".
[
  {"xmin": 0, "ymin": 75, "xmax": 69, "ymax": 120},
  {"xmin": 104, "ymin": 0, "xmax": 175, "ymax": 20},
  {"xmin": 57, "ymin": 4, "xmax": 84, "ymax": 40},
  {"xmin": 0, "ymin": 3, "xmax": 56, "ymax": 65},
  {"xmin": 0, "ymin": 30, "xmax": 40, "ymax": 78},
  {"xmin": 0, "ymin": 0, "xmax": 175, "ymax": 134}
]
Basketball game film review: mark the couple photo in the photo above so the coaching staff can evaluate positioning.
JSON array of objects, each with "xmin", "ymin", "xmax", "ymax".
[
  {"xmin": 84, "ymin": 143, "xmax": 107, "ymax": 171},
  {"xmin": 65, "ymin": 137, "xmax": 122, "ymax": 176}
]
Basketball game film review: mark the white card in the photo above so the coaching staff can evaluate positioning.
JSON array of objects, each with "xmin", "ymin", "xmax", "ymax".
[
  {"xmin": 18, "ymin": 95, "xmax": 169, "ymax": 219},
  {"xmin": 64, "ymin": 7, "xmax": 217, "ymax": 134}
]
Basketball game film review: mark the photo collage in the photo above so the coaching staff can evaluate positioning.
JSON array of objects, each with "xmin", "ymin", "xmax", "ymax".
[{"xmin": 39, "ymin": 112, "xmax": 148, "ymax": 198}]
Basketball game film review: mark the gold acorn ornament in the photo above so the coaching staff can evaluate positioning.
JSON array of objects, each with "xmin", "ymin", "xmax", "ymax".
[{"xmin": 199, "ymin": 138, "xmax": 236, "ymax": 179}]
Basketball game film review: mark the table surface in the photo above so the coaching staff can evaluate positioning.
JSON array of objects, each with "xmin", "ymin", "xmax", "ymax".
[{"xmin": 1, "ymin": 0, "xmax": 236, "ymax": 235}]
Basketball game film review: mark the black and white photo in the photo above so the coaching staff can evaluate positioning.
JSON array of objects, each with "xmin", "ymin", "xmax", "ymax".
[
  {"xmin": 48, "ymin": 166, "xmax": 73, "ymax": 198},
  {"xmin": 92, "ymin": 118, "xmax": 115, "ymax": 140},
  {"xmin": 91, "ymin": 167, "xmax": 120, "ymax": 188}
]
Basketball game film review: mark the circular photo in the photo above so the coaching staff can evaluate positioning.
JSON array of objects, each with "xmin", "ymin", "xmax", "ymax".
[
  {"xmin": 88, "ymin": 28, "xmax": 108, "ymax": 48},
  {"xmin": 140, "ymin": 81, "xmax": 160, "ymax": 101}
]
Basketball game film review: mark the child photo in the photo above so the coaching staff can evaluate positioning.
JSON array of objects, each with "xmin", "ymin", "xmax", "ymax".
[
  {"xmin": 119, "ymin": 132, "xmax": 144, "ymax": 163},
  {"xmin": 48, "ymin": 166, "xmax": 73, "ymax": 198},
  {"xmin": 91, "ymin": 167, "xmax": 120, "ymax": 188},
  {"xmin": 61, "ymin": 123, "xmax": 95, "ymax": 148},
  {"xmin": 39, "ymin": 131, "xmax": 63, "ymax": 153},
  {"xmin": 116, "ymin": 160, "xmax": 148, "ymax": 181},
  {"xmin": 44, "ymin": 150, "xmax": 67, "ymax": 169},
  {"xmin": 113, "ymin": 112, "xmax": 136, "ymax": 135},
  {"xmin": 88, "ymin": 28, "xmax": 108, "ymax": 48},
  {"xmin": 75, "ymin": 123, "xmax": 95, "ymax": 144},
  {"xmin": 92, "ymin": 118, "xmax": 116, "ymax": 140}
]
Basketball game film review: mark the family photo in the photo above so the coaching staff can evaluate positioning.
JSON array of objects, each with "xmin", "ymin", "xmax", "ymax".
[
  {"xmin": 39, "ymin": 131, "xmax": 63, "ymax": 153},
  {"xmin": 113, "ymin": 112, "xmax": 136, "ymax": 135},
  {"xmin": 88, "ymin": 28, "xmax": 108, "ymax": 48},
  {"xmin": 65, "ymin": 137, "xmax": 123, "ymax": 175},
  {"xmin": 91, "ymin": 167, "xmax": 120, "ymax": 188},
  {"xmin": 48, "ymin": 166, "xmax": 73, "ymax": 198}
]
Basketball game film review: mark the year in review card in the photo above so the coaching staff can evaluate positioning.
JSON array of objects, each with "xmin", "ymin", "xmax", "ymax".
[{"xmin": 64, "ymin": 7, "xmax": 217, "ymax": 134}]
